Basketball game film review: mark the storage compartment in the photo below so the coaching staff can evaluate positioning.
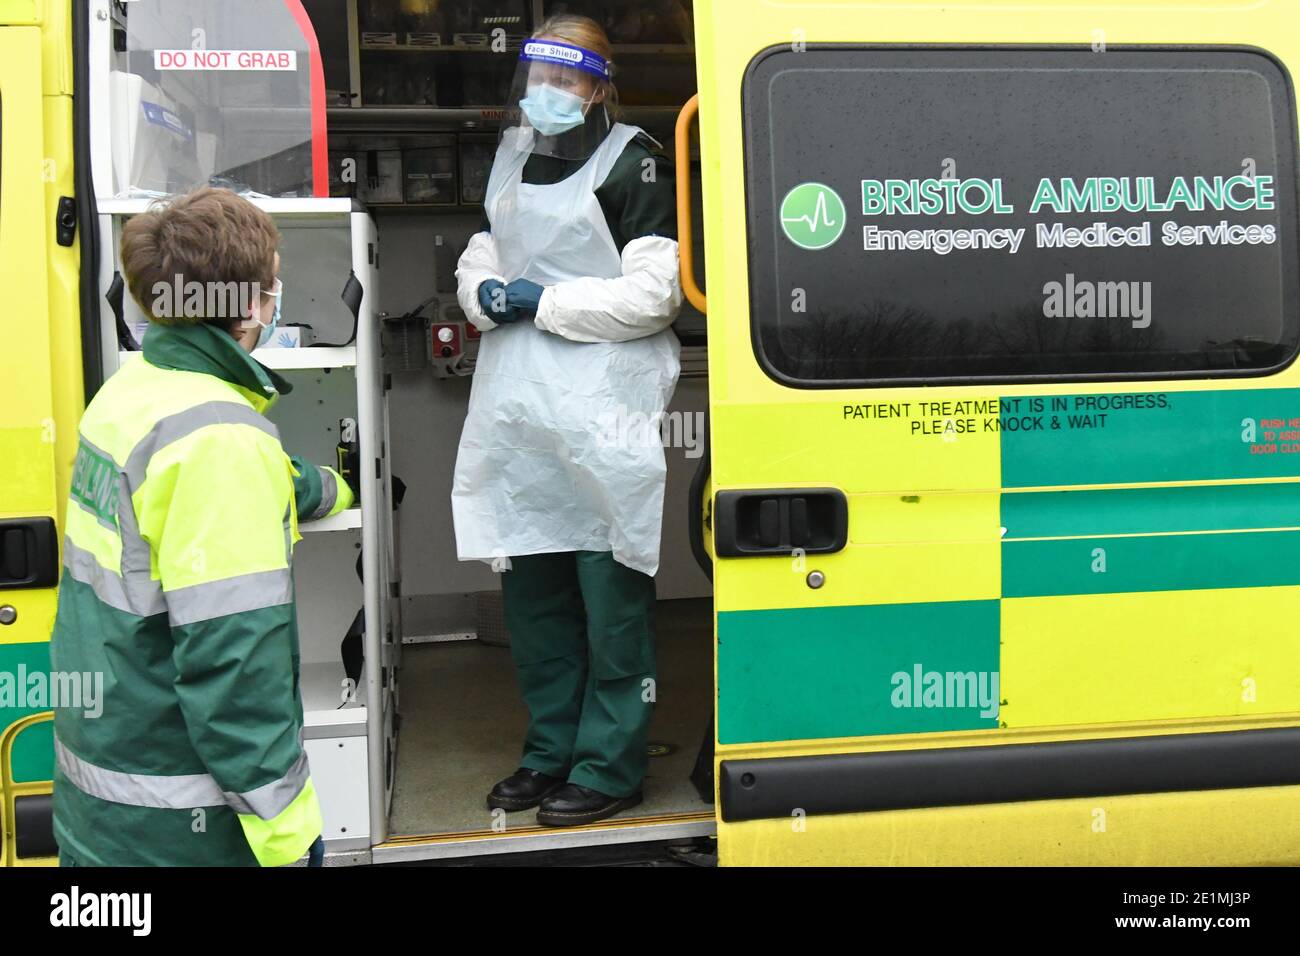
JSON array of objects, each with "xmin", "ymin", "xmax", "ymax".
[
  {"xmin": 305, "ymin": 735, "xmax": 370, "ymax": 848},
  {"xmin": 360, "ymin": 47, "xmax": 518, "ymax": 107},
  {"xmin": 402, "ymin": 140, "xmax": 458, "ymax": 204},
  {"xmin": 331, "ymin": 134, "xmax": 463, "ymax": 207}
]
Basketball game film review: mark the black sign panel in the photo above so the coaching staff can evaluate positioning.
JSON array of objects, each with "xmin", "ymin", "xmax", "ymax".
[{"xmin": 742, "ymin": 46, "xmax": 1300, "ymax": 385}]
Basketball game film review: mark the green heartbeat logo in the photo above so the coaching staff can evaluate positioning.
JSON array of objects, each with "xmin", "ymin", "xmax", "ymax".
[{"xmin": 779, "ymin": 182, "xmax": 845, "ymax": 250}]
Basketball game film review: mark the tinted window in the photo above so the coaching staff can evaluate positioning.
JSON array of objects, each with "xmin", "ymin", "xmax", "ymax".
[{"xmin": 743, "ymin": 47, "xmax": 1300, "ymax": 385}]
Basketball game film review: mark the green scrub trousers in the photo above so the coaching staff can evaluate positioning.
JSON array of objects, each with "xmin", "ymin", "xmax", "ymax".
[{"xmin": 500, "ymin": 550, "xmax": 657, "ymax": 798}]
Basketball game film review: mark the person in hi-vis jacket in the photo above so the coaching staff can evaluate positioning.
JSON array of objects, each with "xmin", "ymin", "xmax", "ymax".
[{"xmin": 51, "ymin": 187, "xmax": 352, "ymax": 866}]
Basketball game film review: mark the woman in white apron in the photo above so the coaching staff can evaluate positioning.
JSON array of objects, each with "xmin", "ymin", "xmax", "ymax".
[{"xmin": 451, "ymin": 15, "xmax": 682, "ymax": 826}]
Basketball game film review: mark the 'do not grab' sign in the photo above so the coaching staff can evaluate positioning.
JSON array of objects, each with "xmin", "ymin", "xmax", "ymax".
[{"xmin": 153, "ymin": 49, "xmax": 298, "ymax": 71}]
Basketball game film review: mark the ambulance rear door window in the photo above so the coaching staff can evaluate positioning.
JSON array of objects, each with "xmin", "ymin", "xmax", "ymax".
[{"xmin": 742, "ymin": 47, "xmax": 1300, "ymax": 385}]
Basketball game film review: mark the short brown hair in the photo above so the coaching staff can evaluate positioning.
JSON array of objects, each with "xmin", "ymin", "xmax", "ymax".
[{"xmin": 120, "ymin": 186, "xmax": 279, "ymax": 325}]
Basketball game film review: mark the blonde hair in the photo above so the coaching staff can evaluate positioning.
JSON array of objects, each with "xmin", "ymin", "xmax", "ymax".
[{"xmin": 532, "ymin": 14, "xmax": 620, "ymax": 119}]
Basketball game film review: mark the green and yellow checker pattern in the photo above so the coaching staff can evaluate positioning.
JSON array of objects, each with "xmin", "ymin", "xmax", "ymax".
[
  {"xmin": 694, "ymin": 0, "xmax": 1300, "ymax": 865},
  {"xmin": 710, "ymin": 386, "xmax": 1300, "ymax": 866},
  {"xmin": 715, "ymin": 388, "xmax": 1300, "ymax": 745}
]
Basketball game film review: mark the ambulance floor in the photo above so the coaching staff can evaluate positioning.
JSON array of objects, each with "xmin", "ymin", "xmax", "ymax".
[{"xmin": 388, "ymin": 596, "xmax": 715, "ymax": 837}]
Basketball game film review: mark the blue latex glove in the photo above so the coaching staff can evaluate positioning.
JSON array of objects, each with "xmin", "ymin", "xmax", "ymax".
[
  {"xmin": 504, "ymin": 278, "xmax": 545, "ymax": 315},
  {"xmin": 477, "ymin": 279, "xmax": 521, "ymax": 324}
]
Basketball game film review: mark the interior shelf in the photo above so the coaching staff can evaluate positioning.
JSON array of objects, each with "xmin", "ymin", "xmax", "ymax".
[
  {"xmin": 253, "ymin": 345, "xmax": 358, "ymax": 369},
  {"xmin": 301, "ymin": 507, "xmax": 362, "ymax": 533},
  {"xmin": 358, "ymin": 42, "xmax": 694, "ymax": 54},
  {"xmin": 302, "ymin": 660, "xmax": 367, "ymax": 732},
  {"xmin": 98, "ymin": 197, "xmax": 358, "ymax": 217},
  {"xmin": 326, "ymin": 105, "xmax": 684, "ymax": 130},
  {"xmin": 119, "ymin": 345, "xmax": 357, "ymax": 370}
]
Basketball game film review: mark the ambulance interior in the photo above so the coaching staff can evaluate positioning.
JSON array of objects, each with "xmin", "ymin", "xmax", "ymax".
[{"xmin": 98, "ymin": 0, "xmax": 712, "ymax": 860}]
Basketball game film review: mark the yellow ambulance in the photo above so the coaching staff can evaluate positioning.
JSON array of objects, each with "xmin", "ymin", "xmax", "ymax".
[
  {"xmin": 4, "ymin": 0, "xmax": 1300, "ymax": 866},
  {"xmin": 689, "ymin": 0, "xmax": 1300, "ymax": 865}
]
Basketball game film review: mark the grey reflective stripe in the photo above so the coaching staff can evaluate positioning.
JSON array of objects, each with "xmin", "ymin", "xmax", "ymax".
[
  {"xmin": 57, "ymin": 737, "xmax": 225, "ymax": 809},
  {"xmin": 57, "ymin": 738, "xmax": 310, "ymax": 819},
  {"xmin": 65, "ymin": 456, "xmax": 165, "ymax": 618},
  {"xmin": 79, "ymin": 433, "xmax": 118, "ymax": 467},
  {"xmin": 124, "ymin": 401, "xmax": 281, "ymax": 491},
  {"xmin": 63, "ymin": 537, "xmax": 166, "ymax": 618},
  {"xmin": 310, "ymin": 465, "xmax": 339, "ymax": 519},
  {"xmin": 225, "ymin": 750, "xmax": 311, "ymax": 819},
  {"xmin": 114, "ymin": 471, "xmax": 162, "ymax": 617},
  {"xmin": 166, "ymin": 567, "xmax": 294, "ymax": 627}
]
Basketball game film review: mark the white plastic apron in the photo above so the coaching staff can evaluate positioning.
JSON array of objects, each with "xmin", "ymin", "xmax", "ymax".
[{"xmin": 451, "ymin": 123, "xmax": 681, "ymax": 576}]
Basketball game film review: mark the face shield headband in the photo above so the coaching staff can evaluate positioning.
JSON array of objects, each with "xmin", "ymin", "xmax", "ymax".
[{"xmin": 518, "ymin": 39, "xmax": 611, "ymax": 83}]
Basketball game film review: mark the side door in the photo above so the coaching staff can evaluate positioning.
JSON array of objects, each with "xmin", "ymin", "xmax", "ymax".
[
  {"xmin": 0, "ymin": 4, "xmax": 82, "ymax": 866},
  {"xmin": 696, "ymin": 0, "xmax": 1300, "ymax": 865}
]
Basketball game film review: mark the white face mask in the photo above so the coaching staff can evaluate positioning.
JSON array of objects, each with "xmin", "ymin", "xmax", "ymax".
[
  {"xmin": 519, "ymin": 83, "xmax": 594, "ymax": 136},
  {"xmin": 244, "ymin": 277, "xmax": 282, "ymax": 348}
]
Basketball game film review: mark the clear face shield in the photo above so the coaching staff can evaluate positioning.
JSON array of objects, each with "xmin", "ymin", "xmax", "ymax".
[{"xmin": 499, "ymin": 38, "xmax": 615, "ymax": 161}]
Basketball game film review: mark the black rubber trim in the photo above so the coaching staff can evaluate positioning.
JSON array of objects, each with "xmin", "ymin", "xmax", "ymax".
[
  {"xmin": 15, "ymin": 793, "xmax": 56, "ymax": 859},
  {"xmin": 719, "ymin": 727, "xmax": 1300, "ymax": 822},
  {"xmin": 55, "ymin": 195, "xmax": 77, "ymax": 246},
  {"xmin": 686, "ymin": 411, "xmax": 712, "ymax": 582},
  {"xmin": 105, "ymin": 271, "xmax": 135, "ymax": 351},
  {"xmin": 312, "ymin": 271, "xmax": 362, "ymax": 347},
  {"xmin": 73, "ymin": 0, "xmax": 108, "ymax": 395}
]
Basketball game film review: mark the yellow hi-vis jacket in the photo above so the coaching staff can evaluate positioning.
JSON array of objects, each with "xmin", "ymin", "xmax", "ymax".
[{"xmin": 50, "ymin": 321, "xmax": 353, "ymax": 866}]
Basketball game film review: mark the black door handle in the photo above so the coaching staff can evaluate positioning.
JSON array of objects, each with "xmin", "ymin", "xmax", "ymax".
[
  {"xmin": 713, "ymin": 488, "xmax": 848, "ymax": 557},
  {"xmin": 0, "ymin": 517, "xmax": 59, "ymax": 590}
]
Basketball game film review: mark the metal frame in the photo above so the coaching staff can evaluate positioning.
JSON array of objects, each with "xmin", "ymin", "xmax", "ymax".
[
  {"xmin": 87, "ymin": 0, "xmax": 117, "ymax": 384},
  {"xmin": 372, "ymin": 814, "xmax": 715, "ymax": 864},
  {"xmin": 0, "ymin": 713, "xmax": 56, "ymax": 867},
  {"xmin": 350, "ymin": 208, "xmax": 390, "ymax": 845},
  {"xmin": 346, "ymin": 0, "xmax": 362, "ymax": 105}
]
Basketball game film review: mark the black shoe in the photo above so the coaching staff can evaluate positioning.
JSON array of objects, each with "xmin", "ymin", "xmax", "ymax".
[
  {"xmin": 487, "ymin": 768, "xmax": 566, "ymax": 812},
  {"xmin": 536, "ymin": 783, "xmax": 643, "ymax": 827}
]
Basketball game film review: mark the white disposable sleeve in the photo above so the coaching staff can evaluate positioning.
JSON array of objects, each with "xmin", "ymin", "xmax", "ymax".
[
  {"xmin": 533, "ymin": 235, "xmax": 683, "ymax": 343},
  {"xmin": 455, "ymin": 231, "xmax": 508, "ymax": 331}
]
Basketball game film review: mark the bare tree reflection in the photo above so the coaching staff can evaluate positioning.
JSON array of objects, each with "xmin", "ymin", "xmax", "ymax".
[{"xmin": 763, "ymin": 297, "xmax": 1199, "ymax": 379}]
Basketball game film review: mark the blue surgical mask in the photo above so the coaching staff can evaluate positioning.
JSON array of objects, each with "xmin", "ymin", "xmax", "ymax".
[
  {"xmin": 519, "ymin": 83, "xmax": 591, "ymax": 136},
  {"xmin": 255, "ymin": 279, "xmax": 282, "ymax": 348}
]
